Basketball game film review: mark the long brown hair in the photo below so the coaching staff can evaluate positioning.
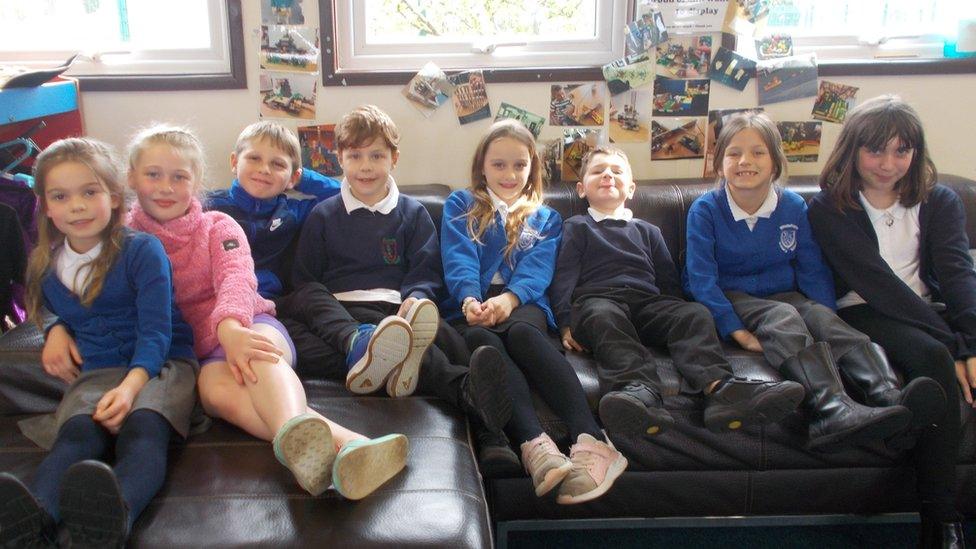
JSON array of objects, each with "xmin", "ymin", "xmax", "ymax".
[
  {"xmin": 465, "ymin": 119, "xmax": 544, "ymax": 262},
  {"xmin": 819, "ymin": 94, "xmax": 936, "ymax": 210},
  {"xmin": 26, "ymin": 138, "xmax": 128, "ymax": 327}
]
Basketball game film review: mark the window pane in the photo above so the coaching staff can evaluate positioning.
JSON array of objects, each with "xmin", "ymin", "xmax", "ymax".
[
  {"xmin": 766, "ymin": 0, "xmax": 956, "ymax": 38},
  {"xmin": 363, "ymin": 0, "xmax": 597, "ymax": 43}
]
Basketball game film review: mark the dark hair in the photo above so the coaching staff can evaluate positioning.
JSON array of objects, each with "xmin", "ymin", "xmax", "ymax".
[
  {"xmin": 579, "ymin": 146, "xmax": 630, "ymax": 179},
  {"xmin": 819, "ymin": 94, "xmax": 936, "ymax": 210},
  {"xmin": 711, "ymin": 111, "xmax": 788, "ymax": 187}
]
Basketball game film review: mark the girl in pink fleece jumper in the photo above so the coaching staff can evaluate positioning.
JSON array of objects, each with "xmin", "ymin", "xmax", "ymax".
[{"xmin": 125, "ymin": 125, "xmax": 407, "ymax": 500}]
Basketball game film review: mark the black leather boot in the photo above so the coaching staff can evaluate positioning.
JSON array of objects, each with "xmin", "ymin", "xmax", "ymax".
[
  {"xmin": 919, "ymin": 516, "xmax": 966, "ymax": 549},
  {"xmin": 838, "ymin": 342, "xmax": 947, "ymax": 451},
  {"xmin": 779, "ymin": 342, "xmax": 911, "ymax": 452},
  {"xmin": 598, "ymin": 382, "xmax": 674, "ymax": 438}
]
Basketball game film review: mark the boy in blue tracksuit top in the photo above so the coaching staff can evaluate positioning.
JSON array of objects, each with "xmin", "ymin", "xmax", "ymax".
[
  {"xmin": 550, "ymin": 147, "xmax": 803, "ymax": 439},
  {"xmin": 287, "ymin": 105, "xmax": 510, "ymax": 435}
]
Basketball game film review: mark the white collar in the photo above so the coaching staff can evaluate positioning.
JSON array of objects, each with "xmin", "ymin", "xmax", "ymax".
[
  {"xmin": 727, "ymin": 185, "xmax": 778, "ymax": 223},
  {"xmin": 858, "ymin": 191, "xmax": 907, "ymax": 223},
  {"xmin": 588, "ymin": 206, "xmax": 633, "ymax": 222},
  {"xmin": 62, "ymin": 240, "xmax": 103, "ymax": 264},
  {"xmin": 340, "ymin": 175, "xmax": 399, "ymax": 214},
  {"xmin": 487, "ymin": 188, "xmax": 526, "ymax": 221}
]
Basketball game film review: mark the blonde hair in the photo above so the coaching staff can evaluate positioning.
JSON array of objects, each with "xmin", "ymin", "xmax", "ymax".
[
  {"xmin": 712, "ymin": 111, "xmax": 788, "ymax": 186},
  {"xmin": 466, "ymin": 119, "xmax": 544, "ymax": 262},
  {"xmin": 235, "ymin": 121, "xmax": 302, "ymax": 171},
  {"xmin": 26, "ymin": 138, "xmax": 128, "ymax": 327},
  {"xmin": 335, "ymin": 105, "xmax": 400, "ymax": 153},
  {"xmin": 128, "ymin": 123, "xmax": 207, "ymax": 194}
]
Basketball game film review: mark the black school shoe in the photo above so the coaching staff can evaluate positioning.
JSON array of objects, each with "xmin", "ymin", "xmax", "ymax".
[
  {"xmin": 0, "ymin": 472, "xmax": 57, "ymax": 548},
  {"xmin": 473, "ymin": 425, "xmax": 523, "ymax": 478},
  {"xmin": 461, "ymin": 346, "xmax": 514, "ymax": 434},
  {"xmin": 60, "ymin": 460, "xmax": 129, "ymax": 549},
  {"xmin": 598, "ymin": 383, "xmax": 675, "ymax": 439},
  {"xmin": 703, "ymin": 377, "xmax": 805, "ymax": 433}
]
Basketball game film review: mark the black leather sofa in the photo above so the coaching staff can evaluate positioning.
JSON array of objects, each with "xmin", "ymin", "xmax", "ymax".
[{"xmin": 1, "ymin": 174, "xmax": 974, "ymax": 548}]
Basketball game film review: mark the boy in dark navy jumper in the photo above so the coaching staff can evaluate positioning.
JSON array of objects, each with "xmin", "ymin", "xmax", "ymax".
[
  {"xmin": 287, "ymin": 105, "xmax": 511, "ymax": 434},
  {"xmin": 550, "ymin": 147, "xmax": 804, "ymax": 438}
]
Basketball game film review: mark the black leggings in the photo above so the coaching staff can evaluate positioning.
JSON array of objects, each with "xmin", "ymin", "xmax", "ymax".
[
  {"xmin": 838, "ymin": 305, "xmax": 961, "ymax": 522},
  {"xmin": 463, "ymin": 321, "xmax": 602, "ymax": 445}
]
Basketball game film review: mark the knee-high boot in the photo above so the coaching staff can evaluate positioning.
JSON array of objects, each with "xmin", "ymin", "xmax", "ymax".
[{"xmin": 779, "ymin": 342, "xmax": 911, "ymax": 452}]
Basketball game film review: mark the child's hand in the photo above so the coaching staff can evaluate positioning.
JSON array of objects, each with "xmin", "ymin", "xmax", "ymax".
[
  {"xmin": 93, "ymin": 368, "xmax": 148, "ymax": 434},
  {"xmin": 483, "ymin": 292, "xmax": 520, "ymax": 326},
  {"xmin": 955, "ymin": 357, "xmax": 976, "ymax": 407},
  {"xmin": 464, "ymin": 298, "xmax": 493, "ymax": 327},
  {"xmin": 731, "ymin": 329, "xmax": 763, "ymax": 353},
  {"xmin": 217, "ymin": 318, "xmax": 284, "ymax": 385},
  {"xmin": 561, "ymin": 327, "xmax": 586, "ymax": 353},
  {"xmin": 41, "ymin": 324, "xmax": 82, "ymax": 383},
  {"xmin": 396, "ymin": 297, "xmax": 418, "ymax": 318}
]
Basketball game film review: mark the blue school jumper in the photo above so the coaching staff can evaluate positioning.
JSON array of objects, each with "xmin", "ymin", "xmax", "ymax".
[
  {"xmin": 440, "ymin": 189, "xmax": 562, "ymax": 329},
  {"xmin": 291, "ymin": 193, "xmax": 442, "ymax": 300},
  {"xmin": 207, "ymin": 170, "xmax": 340, "ymax": 298},
  {"xmin": 42, "ymin": 230, "xmax": 195, "ymax": 377},
  {"xmin": 683, "ymin": 187, "xmax": 835, "ymax": 339}
]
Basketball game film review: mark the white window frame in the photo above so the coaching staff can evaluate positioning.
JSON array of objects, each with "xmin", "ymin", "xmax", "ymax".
[{"xmin": 332, "ymin": 0, "xmax": 629, "ymax": 72}]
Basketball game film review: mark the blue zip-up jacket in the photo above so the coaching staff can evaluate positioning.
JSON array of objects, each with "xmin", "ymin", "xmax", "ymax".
[
  {"xmin": 683, "ymin": 187, "xmax": 835, "ymax": 339},
  {"xmin": 440, "ymin": 189, "xmax": 562, "ymax": 329},
  {"xmin": 207, "ymin": 169, "xmax": 340, "ymax": 298}
]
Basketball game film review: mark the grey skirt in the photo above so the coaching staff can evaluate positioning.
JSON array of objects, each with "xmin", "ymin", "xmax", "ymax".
[{"xmin": 18, "ymin": 358, "xmax": 206, "ymax": 450}]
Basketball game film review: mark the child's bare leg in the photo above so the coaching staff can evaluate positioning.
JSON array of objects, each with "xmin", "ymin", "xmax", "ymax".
[
  {"xmin": 305, "ymin": 411, "xmax": 367, "ymax": 450},
  {"xmin": 244, "ymin": 324, "xmax": 309, "ymax": 434},
  {"xmin": 198, "ymin": 362, "xmax": 274, "ymax": 440}
]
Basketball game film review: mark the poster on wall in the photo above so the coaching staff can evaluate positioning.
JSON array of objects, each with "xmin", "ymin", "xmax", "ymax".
[
  {"xmin": 401, "ymin": 62, "xmax": 452, "ymax": 118},
  {"xmin": 259, "ymin": 72, "xmax": 317, "ymax": 120},
  {"xmin": 448, "ymin": 70, "xmax": 491, "ymax": 125},
  {"xmin": 603, "ymin": 52, "xmax": 655, "ymax": 96},
  {"xmin": 776, "ymin": 121, "xmax": 822, "ymax": 162},
  {"xmin": 653, "ymin": 76, "xmax": 710, "ymax": 117},
  {"xmin": 495, "ymin": 103, "xmax": 545, "ymax": 138},
  {"xmin": 549, "ymin": 83, "xmax": 607, "ymax": 126},
  {"xmin": 298, "ymin": 124, "xmax": 342, "ymax": 177},
  {"xmin": 648, "ymin": 0, "xmax": 730, "ymax": 34},
  {"xmin": 260, "ymin": 26, "xmax": 319, "ymax": 73},
  {"xmin": 756, "ymin": 54, "xmax": 818, "ymax": 105},
  {"xmin": 811, "ymin": 81, "xmax": 859, "ymax": 123},
  {"xmin": 609, "ymin": 91, "xmax": 651, "ymax": 144},
  {"xmin": 755, "ymin": 34, "xmax": 794, "ymax": 60},
  {"xmin": 656, "ymin": 35, "xmax": 713, "ymax": 79},
  {"xmin": 261, "ymin": 0, "xmax": 305, "ymax": 25},
  {"xmin": 651, "ymin": 117, "xmax": 707, "ymax": 161},
  {"xmin": 708, "ymin": 47, "xmax": 756, "ymax": 91},
  {"xmin": 625, "ymin": 9, "xmax": 669, "ymax": 55}
]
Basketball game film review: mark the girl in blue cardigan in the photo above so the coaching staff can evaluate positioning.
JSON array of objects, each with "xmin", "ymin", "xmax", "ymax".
[
  {"xmin": 441, "ymin": 120, "xmax": 626, "ymax": 505},
  {"xmin": 0, "ymin": 138, "xmax": 198, "ymax": 547},
  {"xmin": 810, "ymin": 95, "xmax": 968, "ymax": 547},
  {"xmin": 683, "ymin": 112, "xmax": 918, "ymax": 453}
]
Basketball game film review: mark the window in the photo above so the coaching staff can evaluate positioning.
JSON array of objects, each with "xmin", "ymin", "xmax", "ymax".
[
  {"xmin": 325, "ymin": 0, "xmax": 627, "ymax": 84},
  {"xmin": 0, "ymin": 0, "xmax": 245, "ymax": 91}
]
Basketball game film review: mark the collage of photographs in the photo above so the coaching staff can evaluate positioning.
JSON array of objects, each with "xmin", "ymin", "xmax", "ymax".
[{"xmin": 258, "ymin": 0, "xmax": 320, "ymax": 121}]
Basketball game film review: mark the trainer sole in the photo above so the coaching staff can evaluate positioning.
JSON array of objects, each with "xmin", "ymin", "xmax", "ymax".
[
  {"xmin": 277, "ymin": 415, "xmax": 335, "ymax": 496},
  {"xmin": 346, "ymin": 317, "xmax": 412, "ymax": 394},
  {"xmin": 703, "ymin": 382, "xmax": 805, "ymax": 432},
  {"xmin": 387, "ymin": 299, "xmax": 439, "ymax": 397},
  {"xmin": 598, "ymin": 392, "xmax": 673, "ymax": 438},
  {"xmin": 333, "ymin": 434, "xmax": 409, "ymax": 500}
]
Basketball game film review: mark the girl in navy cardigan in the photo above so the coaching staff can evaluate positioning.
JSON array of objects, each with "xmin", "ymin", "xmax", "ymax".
[
  {"xmin": 684, "ymin": 112, "xmax": 915, "ymax": 453},
  {"xmin": 0, "ymin": 138, "xmax": 198, "ymax": 547},
  {"xmin": 809, "ymin": 95, "xmax": 969, "ymax": 547},
  {"xmin": 441, "ymin": 120, "xmax": 626, "ymax": 505}
]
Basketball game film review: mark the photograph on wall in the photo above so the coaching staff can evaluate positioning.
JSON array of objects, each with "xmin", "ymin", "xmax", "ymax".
[
  {"xmin": 724, "ymin": 0, "xmax": 770, "ymax": 36},
  {"xmin": 755, "ymin": 34, "xmax": 793, "ymax": 60},
  {"xmin": 811, "ymin": 81, "xmax": 859, "ymax": 123},
  {"xmin": 654, "ymin": 1, "xmax": 730, "ymax": 34},
  {"xmin": 259, "ymin": 72, "xmax": 317, "ymax": 120},
  {"xmin": 708, "ymin": 46, "xmax": 756, "ymax": 91},
  {"xmin": 261, "ymin": 0, "xmax": 305, "ymax": 25},
  {"xmin": 777, "ymin": 121, "xmax": 822, "ymax": 162},
  {"xmin": 656, "ymin": 35, "xmax": 713, "ymax": 79},
  {"xmin": 653, "ymin": 76, "xmax": 710, "ymax": 117},
  {"xmin": 298, "ymin": 124, "xmax": 342, "ymax": 177},
  {"xmin": 448, "ymin": 70, "xmax": 491, "ymax": 125},
  {"xmin": 703, "ymin": 107, "xmax": 764, "ymax": 177},
  {"xmin": 549, "ymin": 83, "xmax": 607, "ymax": 126},
  {"xmin": 495, "ymin": 102, "xmax": 545, "ymax": 139},
  {"xmin": 625, "ymin": 8, "xmax": 669, "ymax": 55},
  {"xmin": 651, "ymin": 117, "xmax": 706, "ymax": 161},
  {"xmin": 260, "ymin": 26, "xmax": 319, "ymax": 73},
  {"xmin": 609, "ymin": 91, "xmax": 651, "ymax": 143},
  {"xmin": 603, "ymin": 52, "xmax": 655, "ymax": 96},
  {"xmin": 561, "ymin": 129, "xmax": 606, "ymax": 181},
  {"xmin": 401, "ymin": 62, "xmax": 452, "ymax": 118},
  {"xmin": 541, "ymin": 137, "xmax": 563, "ymax": 184},
  {"xmin": 757, "ymin": 53, "xmax": 818, "ymax": 105}
]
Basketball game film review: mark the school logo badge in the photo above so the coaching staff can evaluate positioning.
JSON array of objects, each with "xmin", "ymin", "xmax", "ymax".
[
  {"xmin": 517, "ymin": 227, "xmax": 543, "ymax": 251},
  {"xmin": 778, "ymin": 224, "xmax": 798, "ymax": 253},
  {"xmin": 382, "ymin": 237, "xmax": 401, "ymax": 264}
]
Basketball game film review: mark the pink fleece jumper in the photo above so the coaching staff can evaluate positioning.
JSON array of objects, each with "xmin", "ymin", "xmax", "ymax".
[{"xmin": 128, "ymin": 197, "xmax": 275, "ymax": 357}]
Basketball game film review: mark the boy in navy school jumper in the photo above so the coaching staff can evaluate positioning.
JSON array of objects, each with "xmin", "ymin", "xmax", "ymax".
[
  {"xmin": 683, "ymin": 111, "xmax": 912, "ymax": 452},
  {"xmin": 288, "ymin": 105, "xmax": 511, "ymax": 432},
  {"xmin": 550, "ymin": 146, "xmax": 803, "ymax": 438}
]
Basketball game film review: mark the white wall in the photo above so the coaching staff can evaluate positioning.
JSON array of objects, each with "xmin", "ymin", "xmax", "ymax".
[{"xmin": 81, "ymin": 2, "xmax": 976, "ymax": 188}]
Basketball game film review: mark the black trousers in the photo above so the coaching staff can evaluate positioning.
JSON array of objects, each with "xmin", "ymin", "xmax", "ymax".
[
  {"xmin": 275, "ymin": 283, "xmax": 470, "ymax": 407},
  {"xmin": 571, "ymin": 288, "xmax": 732, "ymax": 394},
  {"xmin": 838, "ymin": 304, "xmax": 961, "ymax": 521}
]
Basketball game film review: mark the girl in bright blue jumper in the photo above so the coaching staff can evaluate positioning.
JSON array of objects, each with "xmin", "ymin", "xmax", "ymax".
[
  {"xmin": 683, "ymin": 112, "xmax": 918, "ymax": 453},
  {"xmin": 0, "ymin": 138, "xmax": 198, "ymax": 547},
  {"xmin": 441, "ymin": 120, "xmax": 626, "ymax": 505}
]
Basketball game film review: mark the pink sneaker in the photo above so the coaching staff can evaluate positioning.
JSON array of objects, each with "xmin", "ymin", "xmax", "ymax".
[
  {"xmin": 519, "ymin": 433, "xmax": 572, "ymax": 496},
  {"xmin": 556, "ymin": 433, "xmax": 627, "ymax": 505}
]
